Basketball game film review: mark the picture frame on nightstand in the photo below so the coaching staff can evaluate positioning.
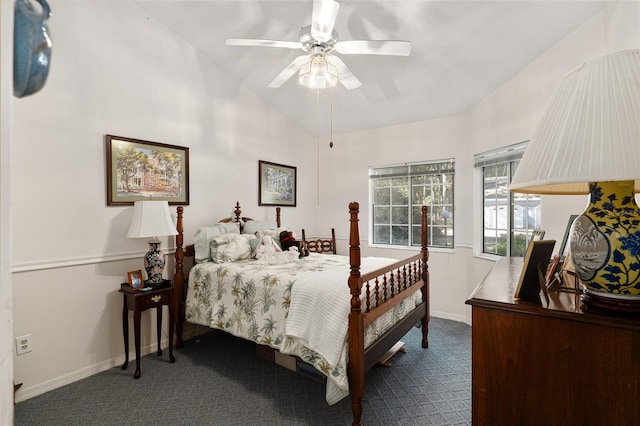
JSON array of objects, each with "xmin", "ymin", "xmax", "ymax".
[{"xmin": 127, "ymin": 270, "xmax": 143, "ymax": 289}]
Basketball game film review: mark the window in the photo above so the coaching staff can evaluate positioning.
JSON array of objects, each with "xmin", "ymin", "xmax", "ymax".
[
  {"xmin": 370, "ymin": 160, "xmax": 455, "ymax": 249},
  {"xmin": 475, "ymin": 142, "xmax": 541, "ymax": 257}
]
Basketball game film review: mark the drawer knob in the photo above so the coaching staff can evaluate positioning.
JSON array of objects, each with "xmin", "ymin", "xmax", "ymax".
[{"xmin": 151, "ymin": 295, "xmax": 161, "ymax": 303}]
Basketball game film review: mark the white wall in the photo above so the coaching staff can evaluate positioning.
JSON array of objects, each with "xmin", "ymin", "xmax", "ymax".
[
  {"xmin": 317, "ymin": 0, "xmax": 640, "ymax": 323},
  {"xmin": 10, "ymin": 1, "xmax": 314, "ymax": 403}
]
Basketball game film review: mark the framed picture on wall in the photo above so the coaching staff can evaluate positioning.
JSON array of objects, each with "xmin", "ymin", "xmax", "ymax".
[
  {"xmin": 258, "ymin": 160, "xmax": 297, "ymax": 207},
  {"xmin": 105, "ymin": 135, "xmax": 189, "ymax": 206}
]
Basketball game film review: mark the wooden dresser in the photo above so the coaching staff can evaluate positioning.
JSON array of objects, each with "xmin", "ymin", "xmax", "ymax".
[{"xmin": 466, "ymin": 257, "xmax": 640, "ymax": 426}]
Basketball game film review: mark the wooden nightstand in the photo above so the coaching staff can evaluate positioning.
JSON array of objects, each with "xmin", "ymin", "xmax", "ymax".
[{"xmin": 119, "ymin": 282, "xmax": 175, "ymax": 379}]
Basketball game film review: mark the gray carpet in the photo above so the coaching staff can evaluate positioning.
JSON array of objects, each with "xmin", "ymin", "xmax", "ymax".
[{"xmin": 14, "ymin": 317, "xmax": 471, "ymax": 425}]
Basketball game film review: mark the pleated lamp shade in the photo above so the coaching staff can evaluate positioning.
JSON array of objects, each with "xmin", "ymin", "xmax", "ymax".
[{"xmin": 510, "ymin": 49, "xmax": 640, "ymax": 195}]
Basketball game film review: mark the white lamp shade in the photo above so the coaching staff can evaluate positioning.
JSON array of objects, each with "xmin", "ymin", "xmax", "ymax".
[
  {"xmin": 510, "ymin": 49, "xmax": 640, "ymax": 194},
  {"xmin": 126, "ymin": 200, "xmax": 178, "ymax": 239}
]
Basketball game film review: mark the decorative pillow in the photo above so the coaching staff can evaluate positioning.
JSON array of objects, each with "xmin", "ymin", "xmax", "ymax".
[
  {"xmin": 211, "ymin": 234, "xmax": 254, "ymax": 263},
  {"xmin": 193, "ymin": 222, "xmax": 241, "ymax": 263},
  {"xmin": 249, "ymin": 237, "xmax": 282, "ymax": 258},
  {"xmin": 218, "ymin": 222, "xmax": 241, "ymax": 234},
  {"xmin": 249, "ymin": 238, "xmax": 261, "ymax": 255},
  {"xmin": 242, "ymin": 220, "xmax": 277, "ymax": 235}
]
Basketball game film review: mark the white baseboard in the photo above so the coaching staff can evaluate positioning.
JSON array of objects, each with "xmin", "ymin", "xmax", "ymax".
[
  {"xmin": 14, "ymin": 339, "xmax": 170, "ymax": 403},
  {"xmin": 431, "ymin": 310, "xmax": 471, "ymax": 326}
]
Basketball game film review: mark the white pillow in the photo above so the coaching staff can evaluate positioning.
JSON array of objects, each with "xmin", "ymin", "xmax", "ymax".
[
  {"xmin": 193, "ymin": 223, "xmax": 240, "ymax": 263},
  {"xmin": 211, "ymin": 234, "xmax": 254, "ymax": 263},
  {"xmin": 218, "ymin": 222, "xmax": 241, "ymax": 234},
  {"xmin": 242, "ymin": 220, "xmax": 277, "ymax": 235}
]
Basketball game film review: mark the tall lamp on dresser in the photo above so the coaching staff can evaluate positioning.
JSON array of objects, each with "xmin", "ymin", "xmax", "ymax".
[{"xmin": 510, "ymin": 49, "xmax": 640, "ymax": 311}]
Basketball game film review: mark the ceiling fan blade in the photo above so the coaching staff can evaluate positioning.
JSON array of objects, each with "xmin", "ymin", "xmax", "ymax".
[
  {"xmin": 327, "ymin": 55, "xmax": 361, "ymax": 90},
  {"xmin": 268, "ymin": 55, "xmax": 310, "ymax": 88},
  {"xmin": 335, "ymin": 40, "xmax": 412, "ymax": 56},
  {"xmin": 226, "ymin": 39, "xmax": 302, "ymax": 49},
  {"xmin": 311, "ymin": 0, "xmax": 339, "ymax": 42}
]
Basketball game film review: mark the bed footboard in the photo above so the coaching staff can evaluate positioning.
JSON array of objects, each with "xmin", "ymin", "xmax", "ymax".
[{"xmin": 347, "ymin": 203, "xmax": 429, "ymax": 426}]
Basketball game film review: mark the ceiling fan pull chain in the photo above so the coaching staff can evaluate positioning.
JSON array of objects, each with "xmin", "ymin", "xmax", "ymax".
[{"xmin": 330, "ymin": 96, "xmax": 334, "ymax": 149}]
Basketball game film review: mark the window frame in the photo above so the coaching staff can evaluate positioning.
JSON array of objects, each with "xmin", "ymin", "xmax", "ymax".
[
  {"xmin": 474, "ymin": 141, "xmax": 542, "ymax": 257},
  {"xmin": 369, "ymin": 159, "xmax": 455, "ymax": 250}
]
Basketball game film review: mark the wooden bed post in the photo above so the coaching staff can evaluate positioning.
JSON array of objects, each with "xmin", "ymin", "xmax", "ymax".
[
  {"xmin": 347, "ymin": 202, "xmax": 364, "ymax": 426},
  {"xmin": 276, "ymin": 206, "xmax": 281, "ymax": 227},
  {"xmin": 421, "ymin": 205, "xmax": 430, "ymax": 348},
  {"xmin": 233, "ymin": 201, "xmax": 241, "ymax": 223},
  {"xmin": 174, "ymin": 206, "xmax": 185, "ymax": 348}
]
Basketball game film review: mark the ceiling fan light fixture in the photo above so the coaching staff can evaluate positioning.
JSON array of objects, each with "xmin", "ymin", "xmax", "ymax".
[{"xmin": 298, "ymin": 54, "xmax": 337, "ymax": 89}]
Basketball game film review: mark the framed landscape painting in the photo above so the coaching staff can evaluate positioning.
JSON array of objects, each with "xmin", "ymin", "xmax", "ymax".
[
  {"xmin": 106, "ymin": 135, "xmax": 189, "ymax": 206},
  {"xmin": 259, "ymin": 160, "xmax": 296, "ymax": 207}
]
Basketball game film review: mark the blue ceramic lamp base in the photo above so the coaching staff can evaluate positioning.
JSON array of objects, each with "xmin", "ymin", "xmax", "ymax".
[{"xmin": 570, "ymin": 181, "xmax": 640, "ymax": 311}]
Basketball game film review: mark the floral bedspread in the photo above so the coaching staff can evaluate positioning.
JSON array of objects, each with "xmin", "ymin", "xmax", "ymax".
[{"xmin": 184, "ymin": 253, "xmax": 422, "ymax": 404}]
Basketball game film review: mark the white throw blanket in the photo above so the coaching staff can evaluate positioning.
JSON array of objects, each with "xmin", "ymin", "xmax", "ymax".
[{"xmin": 285, "ymin": 256, "xmax": 396, "ymax": 366}]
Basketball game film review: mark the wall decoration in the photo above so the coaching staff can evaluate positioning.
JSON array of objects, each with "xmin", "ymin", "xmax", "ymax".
[
  {"xmin": 13, "ymin": 0, "xmax": 52, "ymax": 98},
  {"xmin": 259, "ymin": 160, "xmax": 296, "ymax": 207},
  {"xmin": 127, "ymin": 270, "xmax": 143, "ymax": 289},
  {"xmin": 106, "ymin": 135, "xmax": 189, "ymax": 206}
]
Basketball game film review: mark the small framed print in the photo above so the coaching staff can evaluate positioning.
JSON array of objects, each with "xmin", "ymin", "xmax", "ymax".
[
  {"xmin": 531, "ymin": 229, "xmax": 545, "ymax": 241},
  {"xmin": 127, "ymin": 270, "xmax": 143, "ymax": 289},
  {"xmin": 258, "ymin": 160, "xmax": 296, "ymax": 207}
]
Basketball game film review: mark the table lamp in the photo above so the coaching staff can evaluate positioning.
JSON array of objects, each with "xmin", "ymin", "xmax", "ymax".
[
  {"xmin": 510, "ymin": 49, "xmax": 640, "ymax": 311},
  {"xmin": 127, "ymin": 200, "xmax": 178, "ymax": 286}
]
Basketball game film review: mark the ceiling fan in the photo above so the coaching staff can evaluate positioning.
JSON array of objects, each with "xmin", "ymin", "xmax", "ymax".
[{"xmin": 225, "ymin": 0, "xmax": 411, "ymax": 90}]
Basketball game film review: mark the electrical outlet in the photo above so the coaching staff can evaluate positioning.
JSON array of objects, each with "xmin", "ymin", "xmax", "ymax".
[{"xmin": 15, "ymin": 334, "xmax": 32, "ymax": 355}]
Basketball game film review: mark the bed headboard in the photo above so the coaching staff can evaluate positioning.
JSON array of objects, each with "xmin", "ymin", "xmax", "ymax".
[
  {"xmin": 218, "ymin": 201, "xmax": 281, "ymax": 232},
  {"xmin": 176, "ymin": 201, "xmax": 281, "ymax": 259}
]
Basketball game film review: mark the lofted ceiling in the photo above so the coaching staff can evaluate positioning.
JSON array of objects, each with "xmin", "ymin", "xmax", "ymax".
[{"xmin": 133, "ymin": 0, "xmax": 605, "ymax": 136}]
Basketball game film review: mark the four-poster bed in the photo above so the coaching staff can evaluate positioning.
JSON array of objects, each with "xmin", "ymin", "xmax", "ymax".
[{"xmin": 172, "ymin": 201, "xmax": 430, "ymax": 426}]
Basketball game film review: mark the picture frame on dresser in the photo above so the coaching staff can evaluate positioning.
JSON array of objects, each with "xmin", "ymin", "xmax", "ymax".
[
  {"xmin": 531, "ymin": 229, "xmax": 545, "ymax": 241},
  {"xmin": 105, "ymin": 134, "xmax": 189, "ymax": 206},
  {"xmin": 514, "ymin": 239, "xmax": 556, "ymax": 301},
  {"xmin": 258, "ymin": 160, "xmax": 296, "ymax": 207}
]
